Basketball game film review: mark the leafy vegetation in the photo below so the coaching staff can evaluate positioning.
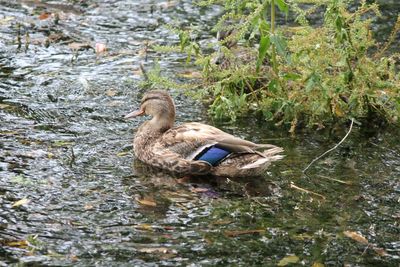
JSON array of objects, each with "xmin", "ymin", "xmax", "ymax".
[{"xmin": 148, "ymin": 0, "xmax": 400, "ymax": 130}]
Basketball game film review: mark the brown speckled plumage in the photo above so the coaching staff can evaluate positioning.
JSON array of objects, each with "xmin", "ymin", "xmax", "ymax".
[{"xmin": 125, "ymin": 90, "xmax": 283, "ymax": 177}]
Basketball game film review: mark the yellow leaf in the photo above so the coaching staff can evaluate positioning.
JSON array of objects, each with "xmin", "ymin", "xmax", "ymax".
[
  {"xmin": 177, "ymin": 71, "xmax": 202, "ymax": 79},
  {"xmin": 135, "ymin": 224, "xmax": 154, "ymax": 231},
  {"xmin": 343, "ymin": 231, "xmax": 368, "ymax": 245},
  {"xmin": 277, "ymin": 255, "xmax": 300, "ymax": 266},
  {"xmin": 0, "ymin": 16, "xmax": 15, "ymax": 25},
  {"xmin": 5, "ymin": 240, "xmax": 29, "ymax": 248},
  {"xmin": 0, "ymin": 104, "xmax": 11, "ymax": 109},
  {"xmin": 84, "ymin": 204, "xmax": 94, "ymax": 210},
  {"xmin": 312, "ymin": 262, "xmax": 325, "ymax": 267},
  {"xmin": 12, "ymin": 198, "xmax": 30, "ymax": 208},
  {"xmin": 334, "ymin": 105, "xmax": 344, "ymax": 117},
  {"xmin": 137, "ymin": 198, "xmax": 157, "ymax": 207},
  {"xmin": 106, "ymin": 89, "xmax": 117, "ymax": 97}
]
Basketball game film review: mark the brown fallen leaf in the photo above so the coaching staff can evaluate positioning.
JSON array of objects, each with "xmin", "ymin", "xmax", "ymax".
[
  {"xmin": 343, "ymin": 231, "xmax": 368, "ymax": 245},
  {"xmin": 373, "ymin": 247, "xmax": 388, "ymax": 257},
  {"xmin": 69, "ymin": 254, "xmax": 79, "ymax": 262},
  {"xmin": 224, "ymin": 229, "xmax": 265, "ymax": 237},
  {"xmin": 190, "ymin": 187, "xmax": 209, "ymax": 193},
  {"xmin": 211, "ymin": 219, "xmax": 233, "ymax": 226},
  {"xmin": 68, "ymin": 42, "xmax": 92, "ymax": 51},
  {"xmin": 39, "ymin": 13, "xmax": 51, "ymax": 20},
  {"xmin": 137, "ymin": 198, "xmax": 157, "ymax": 207}
]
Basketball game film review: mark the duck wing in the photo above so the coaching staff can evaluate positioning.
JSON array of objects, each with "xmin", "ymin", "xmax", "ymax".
[{"xmin": 158, "ymin": 122, "xmax": 277, "ymax": 159}]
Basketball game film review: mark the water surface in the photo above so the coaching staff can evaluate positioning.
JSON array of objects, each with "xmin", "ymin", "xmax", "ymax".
[{"xmin": 0, "ymin": 0, "xmax": 399, "ymax": 266}]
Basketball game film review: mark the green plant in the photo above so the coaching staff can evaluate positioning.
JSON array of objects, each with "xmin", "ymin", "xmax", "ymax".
[{"xmin": 149, "ymin": 0, "xmax": 400, "ymax": 130}]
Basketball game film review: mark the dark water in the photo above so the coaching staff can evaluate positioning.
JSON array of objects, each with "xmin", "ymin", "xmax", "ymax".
[{"xmin": 0, "ymin": 0, "xmax": 399, "ymax": 266}]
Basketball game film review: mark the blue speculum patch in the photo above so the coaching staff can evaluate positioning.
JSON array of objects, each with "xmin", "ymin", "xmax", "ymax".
[{"xmin": 194, "ymin": 146, "xmax": 231, "ymax": 166}]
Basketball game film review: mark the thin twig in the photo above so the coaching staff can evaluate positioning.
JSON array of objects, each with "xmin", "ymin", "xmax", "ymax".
[
  {"xmin": 317, "ymin": 175, "xmax": 352, "ymax": 185},
  {"xmin": 290, "ymin": 182, "xmax": 326, "ymax": 199},
  {"xmin": 303, "ymin": 118, "xmax": 354, "ymax": 174},
  {"xmin": 139, "ymin": 62, "xmax": 149, "ymax": 81}
]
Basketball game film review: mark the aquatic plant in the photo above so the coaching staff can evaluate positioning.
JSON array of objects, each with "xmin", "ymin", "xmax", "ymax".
[{"xmin": 151, "ymin": 0, "xmax": 400, "ymax": 130}]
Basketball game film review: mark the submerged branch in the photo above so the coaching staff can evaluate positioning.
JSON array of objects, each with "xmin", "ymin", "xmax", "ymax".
[{"xmin": 303, "ymin": 118, "xmax": 354, "ymax": 174}]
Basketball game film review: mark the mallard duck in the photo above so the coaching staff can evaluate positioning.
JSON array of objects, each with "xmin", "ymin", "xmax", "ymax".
[{"xmin": 125, "ymin": 90, "xmax": 283, "ymax": 178}]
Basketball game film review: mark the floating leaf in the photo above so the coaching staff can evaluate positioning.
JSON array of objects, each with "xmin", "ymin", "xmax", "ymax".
[
  {"xmin": 137, "ymin": 198, "xmax": 157, "ymax": 207},
  {"xmin": 373, "ymin": 247, "xmax": 388, "ymax": 256},
  {"xmin": 190, "ymin": 187, "xmax": 209, "ymax": 193},
  {"xmin": 277, "ymin": 255, "xmax": 300, "ymax": 266},
  {"xmin": 11, "ymin": 175, "xmax": 34, "ymax": 186},
  {"xmin": 138, "ymin": 247, "xmax": 177, "ymax": 254},
  {"xmin": 0, "ymin": 104, "xmax": 11, "ymax": 109},
  {"xmin": 224, "ymin": 229, "xmax": 265, "ymax": 237},
  {"xmin": 39, "ymin": 13, "xmax": 51, "ymax": 20},
  {"xmin": 52, "ymin": 140, "xmax": 74, "ymax": 147},
  {"xmin": 106, "ymin": 89, "xmax": 117, "ymax": 97},
  {"xmin": 157, "ymin": 1, "xmax": 178, "ymax": 9},
  {"xmin": 95, "ymin": 43, "xmax": 107, "ymax": 54},
  {"xmin": 12, "ymin": 198, "xmax": 30, "ymax": 208},
  {"xmin": 4, "ymin": 240, "xmax": 29, "ymax": 248},
  {"xmin": 177, "ymin": 70, "xmax": 202, "ymax": 79},
  {"xmin": 68, "ymin": 42, "xmax": 92, "ymax": 50},
  {"xmin": 211, "ymin": 220, "xmax": 233, "ymax": 226},
  {"xmin": 84, "ymin": 204, "xmax": 94, "ymax": 210},
  {"xmin": 343, "ymin": 231, "xmax": 368, "ymax": 245},
  {"xmin": 0, "ymin": 16, "xmax": 15, "ymax": 25},
  {"xmin": 69, "ymin": 255, "xmax": 79, "ymax": 262},
  {"xmin": 135, "ymin": 224, "xmax": 154, "ymax": 231}
]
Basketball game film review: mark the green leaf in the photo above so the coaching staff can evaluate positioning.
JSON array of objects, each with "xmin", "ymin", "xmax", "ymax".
[
  {"xmin": 305, "ymin": 72, "xmax": 321, "ymax": 92},
  {"xmin": 259, "ymin": 20, "xmax": 270, "ymax": 37},
  {"xmin": 270, "ymin": 34, "xmax": 290, "ymax": 62},
  {"xmin": 178, "ymin": 32, "xmax": 189, "ymax": 52},
  {"xmin": 256, "ymin": 36, "xmax": 270, "ymax": 72},
  {"xmin": 283, "ymin": 73, "xmax": 302, "ymax": 81},
  {"xmin": 275, "ymin": 0, "xmax": 288, "ymax": 14},
  {"xmin": 268, "ymin": 79, "xmax": 279, "ymax": 93}
]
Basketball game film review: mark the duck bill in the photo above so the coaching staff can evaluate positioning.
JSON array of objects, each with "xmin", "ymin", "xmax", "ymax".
[{"xmin": 124, "ymin": 109, "xmax": 144, "ymax": 119}]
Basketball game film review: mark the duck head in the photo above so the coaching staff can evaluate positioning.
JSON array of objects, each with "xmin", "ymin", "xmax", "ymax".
[{"xmin": 125, "ymin": 90, "xmax": 176, "ymax": 131}]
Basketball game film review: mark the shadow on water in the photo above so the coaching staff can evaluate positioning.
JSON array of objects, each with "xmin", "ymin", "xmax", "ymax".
[{"xmin": 0, "ymin": 0, "xmax": 399, "ymax": 266}]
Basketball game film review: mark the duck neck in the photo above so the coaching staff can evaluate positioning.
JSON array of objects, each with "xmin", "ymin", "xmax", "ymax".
[{"xmin": 148, "ymin": 112, "xmax": 175, "ymax": 133}]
